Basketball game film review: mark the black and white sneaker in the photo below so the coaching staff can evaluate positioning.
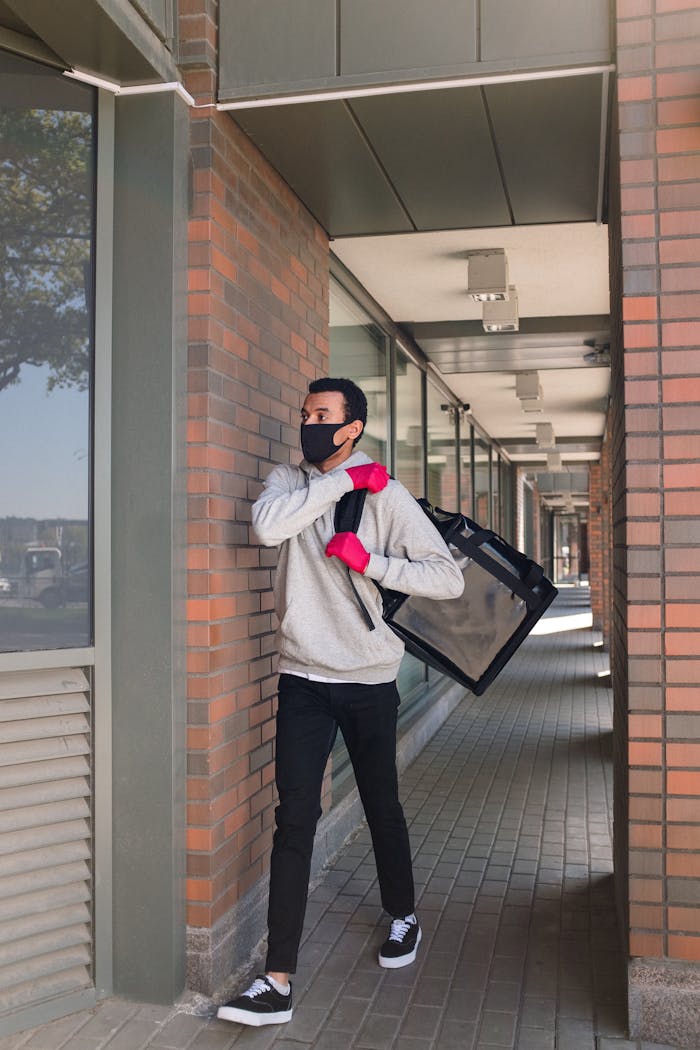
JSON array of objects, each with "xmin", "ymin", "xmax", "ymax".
[
  {"xmin": 378, "ymin": 914, "xmax": 422, "ymax": 968},
  {"xmin": 217, "ymin": 975, "xmax": 293, "ymax": 1026}
]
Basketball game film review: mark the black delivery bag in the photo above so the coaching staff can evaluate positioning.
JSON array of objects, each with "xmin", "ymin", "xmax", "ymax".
[{"xmin": 335, "ymin": 493, "xmax": 558, "ymax": 696}]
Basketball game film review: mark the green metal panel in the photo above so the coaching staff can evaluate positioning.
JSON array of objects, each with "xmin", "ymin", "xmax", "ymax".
[
  {"xmin": 350, "ymin": 86, "xmax": 511, "ymax": 231},
  {"xmin": 4, "ymin": 0, "xmax": 177, "ymax": 82},
  {"xmin": 340, "ymin": 0, "xmax": 478, "ymax": 75},
  {"xmin": 235, "ymin": 101, "xmax": 415, "ymax": 236},
  {"xmin": 111, "ymin": 90, "xmax": 188, "ymax": 1004},
  {"xmin": 131, "ymin": 0, "xmax": 172, "ymax": 43},
  {"xmin": 219, "ymin": 0, "xmax": 336, "ymax": 93},
  {"xmin": 481, "ymin": 0, "xmax": 611, "ymax": 62},
  {"xmin": 484, "ymin": 76, "xmax": 603, "ymax": 224}
]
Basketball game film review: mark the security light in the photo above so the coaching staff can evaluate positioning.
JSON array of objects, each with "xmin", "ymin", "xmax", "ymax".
[
  {"xmin": 468, "ymin": 250, "xmax": 509, "ymax": 301},
  {"xmin": 483, "ymin": 287, "xmax": 519, "ymax": 332}
]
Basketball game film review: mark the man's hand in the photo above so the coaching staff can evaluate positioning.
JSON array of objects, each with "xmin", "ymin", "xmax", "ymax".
[
  {"xmin": 345, "ymin": 463, "xmax": 390, "ymax": 493},
  {"xmin": 325, "ymin": 532, "xmax": 370, "ymax": 574}
]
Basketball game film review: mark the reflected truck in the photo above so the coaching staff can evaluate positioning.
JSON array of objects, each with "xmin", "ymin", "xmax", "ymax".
[{"xmin": 17, "ymin": 546, "xmax": 88, "ymax": 608}]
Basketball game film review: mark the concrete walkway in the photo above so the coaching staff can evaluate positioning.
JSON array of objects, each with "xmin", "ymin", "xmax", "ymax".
[{"xmin": 0, "ymin": 589, "xmax": 683, "ymax": 1050}]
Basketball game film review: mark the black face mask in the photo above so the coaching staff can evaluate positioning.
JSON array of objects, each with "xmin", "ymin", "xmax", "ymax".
[{"xmin": 300, "ymin": 422, "xmax": 349, "ymax": 464}]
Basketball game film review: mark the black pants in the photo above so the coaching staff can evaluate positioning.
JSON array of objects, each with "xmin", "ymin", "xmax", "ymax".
[{"xmin": 265, "ymin": 673, "xmax": 415, "ymax": 974}]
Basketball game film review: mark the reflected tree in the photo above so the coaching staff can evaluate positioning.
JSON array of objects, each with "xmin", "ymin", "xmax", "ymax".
[{"xmin": 0, "ymin": 108, "xmax": 93, "ymax": 395}]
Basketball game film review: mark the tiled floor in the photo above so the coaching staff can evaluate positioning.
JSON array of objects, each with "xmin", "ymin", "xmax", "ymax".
[{"xmin": 0, "ymin": 589, "xmax": 684, "ymax": 1050}]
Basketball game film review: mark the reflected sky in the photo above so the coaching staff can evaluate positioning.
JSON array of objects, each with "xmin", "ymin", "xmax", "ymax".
[{"xmin": 0, "ymin": 363, "xmax": 89, "ymax": 518}]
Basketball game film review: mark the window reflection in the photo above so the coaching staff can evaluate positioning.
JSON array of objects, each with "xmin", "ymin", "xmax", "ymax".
[
  {"xmin": 426, "ymin": 381, "xmax": 457, "ymax": 512},
  {"xmin": 329, "ymin": 279, "xmax": 388, "ymax": 464},
  {"xmin": 474, "ymin": 435, "xmax": 490, "ymax": 527},
  {"xmin": 394, "ymin": 349, "xmax": 423, "ymax": 496},
  {"xmin": 461, "ymin": 422, "xmax": 474, "ymax": 519},
  {"xmin": 0, "ymin": 52, "xmax": 95, "ymax": 652}
]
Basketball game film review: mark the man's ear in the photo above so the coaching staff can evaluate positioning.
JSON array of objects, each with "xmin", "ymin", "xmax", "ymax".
[{"xmin": 347, "ymin": 419, "xmax": 363, "ymax": 441}]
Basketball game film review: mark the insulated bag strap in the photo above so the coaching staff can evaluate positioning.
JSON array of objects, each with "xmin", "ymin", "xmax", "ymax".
[
  {"xmin": 445, "ymin": 525, "xmax": 540, "ymax": 609},
  {"xmin": 334, "ymin": 489, "xmax": 376, "ymax": 631}
]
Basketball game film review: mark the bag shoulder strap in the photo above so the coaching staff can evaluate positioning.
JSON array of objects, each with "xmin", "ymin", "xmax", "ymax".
[
  {"xmin": 333, "ymin": 487, "xmax": 375, "ymax": 630},
  {"xmin": 334, "ymin": 487, "xmax": 368, "ymax": 533}
]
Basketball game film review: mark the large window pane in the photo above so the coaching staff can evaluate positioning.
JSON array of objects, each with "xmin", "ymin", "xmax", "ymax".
[
  {"xmin": 0, "ymin": 53, "xmax": 95, "ymax": 652},
  {"xmin": 426, "ymin": 381, "xmax": 457, "ymax": 511},
  {"xmin": 474, "ymin": 435, "xmax": 490, "ymax": 527},
  {"xmin": 394, "ymin": 349, "xmax": 424, "ymax": 496},
  {"xmin": 491, "ymin": 448, "xmax": 500, "ymax": 533},
  {"xmin": 461, "ymin": 423, "xmax": 474, "ymax": 518},
  {"xmin": 329, "ymin": 279, "xmax": 388, "ymax": 464}
]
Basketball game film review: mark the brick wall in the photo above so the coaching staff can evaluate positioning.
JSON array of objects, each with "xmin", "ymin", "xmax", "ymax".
[
  {"xmin": 615, "ymin": 0, "xmax": 700, "ymax": 1037},
  {"xmin": 179, "ymin": 1, "xmax": 330, "ymax": 982},
  {"xmin": 590, "ymin": 406, "xmax": 613, "ymax": 639}
]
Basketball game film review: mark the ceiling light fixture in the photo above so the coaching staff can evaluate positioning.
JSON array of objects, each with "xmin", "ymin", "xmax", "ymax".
[
  {"xmin": 536, "ymin": 422, "xmax": 555, "ymax": 448},
  {"xmin": 467, "ymin": 249, "xmax": 508, "ymax": 301},
  {"xmin": 516, "ymin": 371, "xmax": 543, "ymax": 412},
  {"xmin": 483, "ymin": 287, "xmax": 519, "ymax": 332},
  {"xmin": 546, "ymin": 451, "xmax": 562, "ymax": 470}
]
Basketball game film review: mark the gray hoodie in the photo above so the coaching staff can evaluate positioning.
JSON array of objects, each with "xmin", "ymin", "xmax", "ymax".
[{"xmin": 251, "ymin": 449, "xmax": 465, "ymax": 684}]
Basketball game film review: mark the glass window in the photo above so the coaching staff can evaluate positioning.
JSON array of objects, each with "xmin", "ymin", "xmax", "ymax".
[
  {"xmin": 426, "ymin": 381, "xmax": 457, "ymax": 511},
  {"xmin": 500, "ymin": 458, "xmax": 514, "ymax": 544},
  {"xmin": 474, "ymin": 435, "xmax": 490, "ymax": 527},
  {"xmin": 460, "ymin": 422, "xmax": 474, "ymax": 519},
  {"xmin": 329, "ymin": 279, "xmax": 388, "ymax": 464},
  {"xmin": 0, "ymin": 53, "xmax": 96, "ymax": 653},
  {"xmin": 491, "ymin": 448, "xmax": 500, "ymax": 534},
  {"xmin": 394, "ymin": 348, "xmax": 424, "ymax": 496}
]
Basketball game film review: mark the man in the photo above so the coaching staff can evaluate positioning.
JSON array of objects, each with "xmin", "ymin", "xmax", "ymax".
[{"xmin": 217, "ymin": 377, "xmax": 464, "ymax": 1026}]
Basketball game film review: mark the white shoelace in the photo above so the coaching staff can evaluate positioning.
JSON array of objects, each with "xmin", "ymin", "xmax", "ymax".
[
  {"xmin": 388, "ymin": 917, "xmax": 414, "ymax": 943},
  {"xmin": 243, "ymin": 977, "xmax": 271, "ymax": 999}
]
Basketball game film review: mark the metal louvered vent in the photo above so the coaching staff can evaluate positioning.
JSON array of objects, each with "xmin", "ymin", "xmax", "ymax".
[{"xmin": 0, "ymin": 668, "xmax": 93, "ymax": 1016}]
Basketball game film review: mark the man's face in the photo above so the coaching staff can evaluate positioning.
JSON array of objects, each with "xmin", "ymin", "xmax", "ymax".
[
  {"xmin": 301, "ymin": 390, "xmax": 348, "ymax": 428},
  {"xmin": 300, "ymin": 390, "xmax": 363, "ymax": 470}
]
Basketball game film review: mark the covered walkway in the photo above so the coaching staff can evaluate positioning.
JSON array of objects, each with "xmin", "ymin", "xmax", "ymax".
[{"xmin": 0, "ymin": 591, "xmax": 681, "ymax": 1050}]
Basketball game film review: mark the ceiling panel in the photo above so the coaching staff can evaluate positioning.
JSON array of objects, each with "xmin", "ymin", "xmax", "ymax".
[
  {"xmin": 350, "ymin": 87, "xmax": 512, "ymax": 230},
  {"xmin": 484, "ymin": 75, "xmax": 603, "ymax": 224},
  {"xmin": 235, "ymin": 102, "xmax": 414, "ymax": 236}
]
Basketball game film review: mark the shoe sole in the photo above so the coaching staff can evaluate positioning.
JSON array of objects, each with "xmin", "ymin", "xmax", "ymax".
[
  {"xmin": 216, "ymin": 1005, "xmax": 292, "ymax": 1026},
  {"xmin": 378, "ymin": 927, "xmax": 422, "ymax": 968}
]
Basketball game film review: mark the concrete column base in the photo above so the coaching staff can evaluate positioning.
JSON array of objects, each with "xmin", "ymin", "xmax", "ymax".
[{"xmin": 628, "ymin": 958, "xmax": 700, "ymax": 1049}]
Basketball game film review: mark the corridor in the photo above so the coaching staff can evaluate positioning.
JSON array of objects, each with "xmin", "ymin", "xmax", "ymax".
[{"xmin": 0, "ymin": 590, "xmax": 682, "ymax": 1050}]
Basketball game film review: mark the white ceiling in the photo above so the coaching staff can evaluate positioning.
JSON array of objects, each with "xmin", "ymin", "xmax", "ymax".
[{"xmin": 332, "ymin": 221, "xmax": 611, "ymax": 473}]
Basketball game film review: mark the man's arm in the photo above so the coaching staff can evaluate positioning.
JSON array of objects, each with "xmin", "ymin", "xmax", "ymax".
[
  {"xmin": 364, "ymin": 484, "xmax": 465, "ymax": 599},
  {"xmin": 252, "ymin": 464, "xmax": 353, "ymax": 547}
]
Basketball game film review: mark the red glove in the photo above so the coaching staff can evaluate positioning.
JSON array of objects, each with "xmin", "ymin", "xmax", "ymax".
[
  {"xmin": 325, "ymin": 532, "xmax": 370, "ymax": 574},
  {"xmin": 345, "ymin": 463, "xmax": 390, "ymax": 493}
]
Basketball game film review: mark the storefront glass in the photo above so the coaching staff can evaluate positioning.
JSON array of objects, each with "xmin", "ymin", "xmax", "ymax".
[
  {"xmin": 474, "ymin": 434, "xmax": 490, "ymax": 527},
  {"xmin": 426, "ymin": 381, "xmax": 458, "ymax": 512},
  {"xmin": 329, "ymin": 279, "xmax": 388, "ymax": 464},
  {"xmin": 0, "ymin": 53, "xmax": 95, "ymax": 652},
  {"xmin": 461, "ymin": 423, "xmax": 474, "ymax": 519}
]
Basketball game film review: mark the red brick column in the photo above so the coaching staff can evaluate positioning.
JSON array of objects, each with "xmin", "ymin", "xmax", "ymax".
[
  {"xmin": 179, "ymin": 6, "xmax": 330, "ymax": 989},
  {"xmin": 615, "ymin": 0, "xmax": 700, "ymax": 1040}
]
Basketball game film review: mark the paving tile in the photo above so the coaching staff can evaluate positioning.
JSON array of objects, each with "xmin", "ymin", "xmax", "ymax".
[
  {"xmin": 435, "ymin": 1020, "xmax": 478, "ymax": 1049},
  {"xmin": 478, "ymin": 1011, "xmax": 517, "ymax": 1047},
  {"xmin": 148, "ymin": 1014, "xmax": 205, "ymax": 1048},
  {"xmin": 354, "ymin": 1012, "xmax": 401, "ymax": 1048},
  {"xmin": 22, "ymin": 1012, "xmax": 91, "ymax": 1048},
  {"xmin": 516, "ymin": 1028, "xmax": 555, "ymax": 1050},
  {"xmin": 102, "ymin": 1019, "xmax": 170, "ymax": 1049}
]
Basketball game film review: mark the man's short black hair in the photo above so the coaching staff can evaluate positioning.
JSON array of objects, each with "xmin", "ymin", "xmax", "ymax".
[{"xmin": 308, "ymin": 377, "xmax": 367, "ymax": 444}]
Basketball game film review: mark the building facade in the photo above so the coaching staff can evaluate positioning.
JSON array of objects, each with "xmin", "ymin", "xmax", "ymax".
[{"xmin": 0, "ymin": 1, "xmax": 698, "ymax": 1044}]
